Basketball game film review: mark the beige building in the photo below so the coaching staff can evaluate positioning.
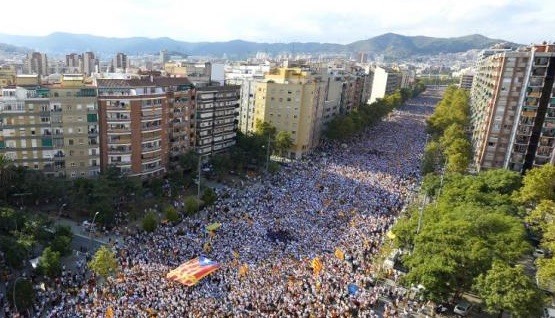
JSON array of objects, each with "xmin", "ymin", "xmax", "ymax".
[
  {"xmin": 252, "ymin": 67, "xmax": 326, "ymax": 158},
  {"xmin": 368, "ymin": 66, "xmax": 400, "ymax": 104},
  {"xmin": 0, "ymin": 66, "xmax": 16, "ymax": 87},
  {"xmin": 47, "ymin": 75, "xmax": 100, "ymax": 178},
  {"xmin": 0, "ymin": 75, "xmax": 100, "ymax": 178},
  {"xmin": 470, "ymin": 43, "xmax": 555, "ymax": 172}
]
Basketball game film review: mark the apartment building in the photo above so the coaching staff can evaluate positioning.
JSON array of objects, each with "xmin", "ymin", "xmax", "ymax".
[
  {"xmin": 25, "ymin": 52, "xmax": 48, "ymax": 77},
  {"xmin": 0, "ymin": 66, "xmax": 16, "ymax": 87},
  {"xmin": 252, "ymin": 67, "xmax": 326, "ymax": 158},
  {"xmin": 164, "ymin": 62, "xmax": 212, "ymax": 85},
  {"xmin": 194, "ymin": 85, "xmax": 240, "ymax": 155},
  {"xmin": 82, "ymin": 52, "xmax": 99, "ymax": 76},
  {"xmin": 470, "ymin": 43, "xmax": 555, "ymax": 172},
  {"xmin": 459, "ymin": 73, "xmax": 474, "ymax": 90},
  {"xmin": 225, "ymin": 64, "xmax": 270, "ymax": 133},
  {"xmin": 112, "ymin": 53, "xmax": 128, "ymax": 72},
  {"xmin": 96, "ymin": 78, "xmax": 169, "ymax": 178},
  {"xmin": 47, "ymin": 75, "xmax": 101, "ymax": 178},
  {"xmin": 368, "ymin": 66, "xmax": 400, "ymax": 104},
  {"xmin": 0, "ymin": 75, "xmax": 100, "ymax": 177},
  {"xmin": 157, "ymin": 77, "xmax": 196, "ymax": 165}
]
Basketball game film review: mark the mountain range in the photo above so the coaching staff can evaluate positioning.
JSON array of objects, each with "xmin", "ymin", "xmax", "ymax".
[{"xmin": 0, "ymin": 32, "xmax": 518, "ymax": 59}]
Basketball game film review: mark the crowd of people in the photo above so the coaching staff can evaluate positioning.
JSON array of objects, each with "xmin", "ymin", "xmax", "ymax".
[{"xmin": 34, "ymin": 92, "xmax": 439, "ymax": 317}]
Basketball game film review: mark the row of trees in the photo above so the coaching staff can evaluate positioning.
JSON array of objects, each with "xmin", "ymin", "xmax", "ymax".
[
  {"xmin": 393, "ymin": 169, "xmax": 545, "ymax": 316},
  {"xmin": 518, "ymin": 164, "xmax": 555, "ymax": 292},
  {"xmin": 392, "ymin": 86, "xmax": 551, "ymax": 317},
  {"xmin": 325, "ymin": 85, "xmax": 425, "ymax": 140},
  {"xmin": 422, "ymin": 86, "xmax": 471, "ymax": 174}
]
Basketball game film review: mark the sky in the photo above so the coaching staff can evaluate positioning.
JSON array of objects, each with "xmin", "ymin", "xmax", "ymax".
[{"xmin": 1, "ymin": 0, "xmax": 553, "ymax": 45}]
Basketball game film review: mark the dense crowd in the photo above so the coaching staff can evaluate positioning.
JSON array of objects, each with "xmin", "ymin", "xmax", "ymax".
[{"xmin": 29, "ymin": 93, "xmax": 438, "ymax": 318}]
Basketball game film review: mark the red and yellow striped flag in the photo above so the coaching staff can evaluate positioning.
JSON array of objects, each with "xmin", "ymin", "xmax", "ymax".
[{"xmin": 311, "ymin": 257, "xmax": 323, "ymax": 275}]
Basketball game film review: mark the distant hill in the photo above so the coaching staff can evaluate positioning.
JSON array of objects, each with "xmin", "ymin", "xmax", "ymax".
[
  {"xmin": 347, "ymin": 33, "xmax": 517, "ymax": 58},
  {"xmin": 0, "ymin": 32, "xmax": 518, "ymax": 59},
  {"xmin": 0, "ymin": 42, "xmax": 29, "ymax": 55}
]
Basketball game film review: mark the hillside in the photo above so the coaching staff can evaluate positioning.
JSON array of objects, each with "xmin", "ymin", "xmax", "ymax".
[{"xmin": 0, "ymin": 32, "xmax": 518, "ymax": 59}]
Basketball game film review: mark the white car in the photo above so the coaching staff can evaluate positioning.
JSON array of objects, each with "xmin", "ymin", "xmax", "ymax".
[
  {"xmin": 453, "ymin": 301, "xmax": 472, "ymax": 316},
  {"xmin": 544, "ymin": 307, "xmax": 555, "ymax": 318},
  {"xmin": 534, "ymin": 248, "xmax": 547, "ymax": 258}
]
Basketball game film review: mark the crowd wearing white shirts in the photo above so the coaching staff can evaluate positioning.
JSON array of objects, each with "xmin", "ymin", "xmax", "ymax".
[{"xmin": 38, "ymin": 96, "xmax": 438, "ymax": 318}]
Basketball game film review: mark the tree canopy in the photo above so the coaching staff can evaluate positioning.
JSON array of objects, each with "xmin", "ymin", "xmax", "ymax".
[
  {"xmin": 88, "ymin": 245, "xmax": 119, "ymax": 279},
  {"xmin": 393, "ymin": 169, "xmax": 531, "ymax": 302},
  {"xmin": 475, "ymin": 261, "xmax": 544, "ymax": 317}
]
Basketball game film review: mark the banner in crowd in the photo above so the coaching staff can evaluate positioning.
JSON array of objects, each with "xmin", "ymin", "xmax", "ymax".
[
  {"xmin": 334, "ymin": 248, "xmax": 345, "ymax": 260},
  {"xmin": 166, "ymin": 256, "xmax": 220, "ymax": 286},
  {"xmin": 311, "ymin": 257, "xmax": 322, "ymax": 276}
]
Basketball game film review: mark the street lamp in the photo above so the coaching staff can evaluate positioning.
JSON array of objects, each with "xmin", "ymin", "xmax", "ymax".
[
  {"xmin": 58, "ymin": 203, "xmax": 67, "ymax": 220},
  {"xmin": 89, "ymin": 211, "xmax": 100, "ymax": 254},
  {"xmin": 265, "ymin": 133, "xmax": 271, "ymax": 173}
]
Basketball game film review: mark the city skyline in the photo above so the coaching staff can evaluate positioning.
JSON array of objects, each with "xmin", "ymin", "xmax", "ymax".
[{"xmin": 0, "ymin": 0, "xmax": 552, "ymax": 45}]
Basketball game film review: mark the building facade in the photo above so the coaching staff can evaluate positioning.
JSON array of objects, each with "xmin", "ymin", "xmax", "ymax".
[
  {"xmin": 96, "ymin": 78, "xmax": 169, "ymax": 178},
  {"xmin": 470, "ymin": 43, "xmax": 555, "ymax": 172},
  {"xmin": 25, "ymin": 52, "xmax": 48, "ymax": 77},
  {"xmin": 195, "ymin": 86, "xmax": 240, "ymax": 155},
  {"xmin": 0, "ymin": 75, "xmax": 100, "ymax": 178},
  {"xmin": 252, "ymin": 67, "xmax": 326, "ymax": 158},
  {"xmin": 368, "ymin": 66, "xmax": 400, "ymax": 104},
  {"xmin": 225, "ymin": 64, "xmax": 270, "ymax": 133}
]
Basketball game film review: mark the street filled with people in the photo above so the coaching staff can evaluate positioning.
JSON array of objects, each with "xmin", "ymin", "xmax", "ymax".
[{"xmin": 37, "ymin": 91, "xmax": 440, "ymax": 317}]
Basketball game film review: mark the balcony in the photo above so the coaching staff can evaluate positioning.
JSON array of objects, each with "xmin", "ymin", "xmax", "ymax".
[{"xmin": 109, "ymin": 146, "xmax": 132, "ymax": 154}]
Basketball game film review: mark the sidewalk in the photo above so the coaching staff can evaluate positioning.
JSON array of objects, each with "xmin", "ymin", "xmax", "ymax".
[{"xmin": 54, "ymin": 217, "xmax": 119, "ymax": 246}]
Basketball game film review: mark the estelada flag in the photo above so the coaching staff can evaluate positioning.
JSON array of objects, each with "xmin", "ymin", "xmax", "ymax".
[
  {"xmin": 334, "ymin": 248, "xmax": 345, "ymax": 260},
  {"xmin": 311, "ymin": 257, "xmax": 322, "ymax": 275},
  {"xmin": 105, "ymin": 306, "xmax": 114, "ymax": 318},
  {"xmin": 166, "ymin": 256, "xmax": 220, "ymax": 286},
  {"xmin": 238, "ymin": 263, "xmax": 249, "ymax": 279}
]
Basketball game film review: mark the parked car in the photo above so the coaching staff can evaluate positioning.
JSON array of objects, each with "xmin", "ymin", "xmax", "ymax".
[
  {"xmin": 435, "ymin": 303, "xmax": 450, "ymax": 314},
  {"xmin": 453, "ymin": 301, "xmax": 472, "ymax": 316},
  {"xmin": 534, "ymin": 248, "xmax": 547, "ymax": 258},
  {"xmin": 544, "ymin": 307, "xmax": 555, "ymax": 318}
]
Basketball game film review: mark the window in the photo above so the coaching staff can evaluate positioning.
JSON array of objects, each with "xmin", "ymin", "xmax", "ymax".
[{"xmin": 68, "ymin": 139, "xmax": 74, "ymax": 146}]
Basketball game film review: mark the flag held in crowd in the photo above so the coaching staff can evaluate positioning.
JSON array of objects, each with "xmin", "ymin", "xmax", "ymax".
[
  {"xmin": 311, "ymin": 257, "xmax": 323, "ymax": 275},
  {"xmin": 238, "ymin": 263, "xmax": 249, "ymax": 279},
  {"xmin": 334, "ymin": 248, "xmax": 345, "ymax": 260},
  {"xmin": 166, "ymin": 256, "xmax": 220, "ymax": 287}
]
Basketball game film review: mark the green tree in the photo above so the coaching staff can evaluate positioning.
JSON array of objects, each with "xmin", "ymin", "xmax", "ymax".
[
  {"xmin": 0, "ymin": 154, "xmax": 14, "ymax": 203},
  {"xmin": 88, "ymin": 245, "xmax": 119, "ymax": 279},
  {"xmin": 274, "ymin": 131, "xmax": 294, "ymax": 157},
  {"xmin": 475, "ymin": 261, "xmax": 545, "ymax": 317},
  {"xmin": 421, "ymin": 141, "xmax": 444, "ymax": 174},
  {"xmin": 255, "ymin": 119, "xmax": 277, "ymax": 138},
  {"xmin": 445, "ymin": 152, "xmax": 470, "ymax": 174},
  {"xmin": 179, "ymin": 150, "xmax": 200, "ymax": 173},
  {"xmin": 201, "ymin": 188, "xmax": 217, "ymax": 206},
  {"xmin": 54, "ymin": 224, "xmax": 73, "ymax": 238},
  {"xmin": 400, "ymin": 170, "xmax": 530, "ymax": 302},
  {"xmin": 164, "ymin": 206, "xmax": 180, "ymax": 223},
  {"xmin": 50, "ymin": 227, "xmax": 72, "ymax": 257},
  {"xmin": 142, "ymin": 211, "xmax": 158, "ymax": 232},
  {"xmin": 515, "ymin": 164, "xmax": 555, "ymax": 205},
  {"xmin": 0, "ymin": 237, "xmax": 27, "ymax": 268},
  {"xmin": 8, "ymin": 278, "xmax": 34, "ymax": 313},
  {"xmin": 37, "ymin": 247, "xmax": 61, "ymax": 277},
  {"xmin": 184, "ymin": 196, "xmax": 200, "ymax": 215}
]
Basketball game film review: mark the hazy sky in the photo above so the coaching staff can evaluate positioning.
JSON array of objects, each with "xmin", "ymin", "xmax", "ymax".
[{"xmin": 2, "ymin": 0, "xmax": 552, "ymax": 44}]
